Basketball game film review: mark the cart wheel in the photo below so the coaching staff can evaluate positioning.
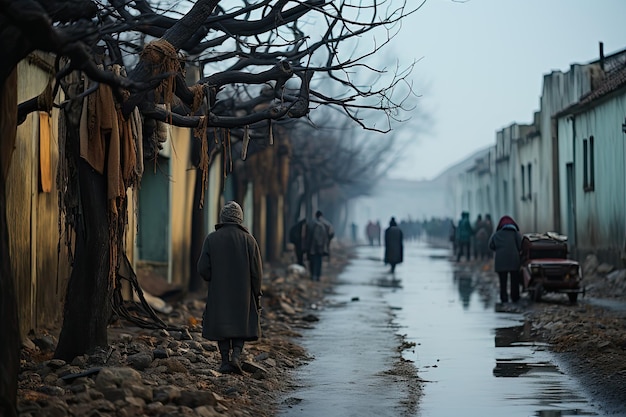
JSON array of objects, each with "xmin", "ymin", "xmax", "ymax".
[
  {"xmin": 532, "ymin": 284, "xmax": 543, "ymax": 302},
  {"xmin": 568, "ymin": 293, "xmax": 578, "ymax": 304}
]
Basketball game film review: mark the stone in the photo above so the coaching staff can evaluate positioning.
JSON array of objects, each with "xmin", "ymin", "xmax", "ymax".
[
  {"xmin": 36, "ymin": 385, "xmax": 66, "ymax": 396},
  {"xmin": 126, "ymin": 352, "xmax": 154, "ymax": 370},
  {"xmin": 241, "ymin": 361, "xmax": 269, "ymax": 379},
  {"xmin": 101, "ymin": 387, "xmax": 132, "ymax": 402},
  {"xmin": 597, "ymin": 263, "xmax": 614, "ymax": 274},
  {"xmin": 34, "ymin": 335, "xmax": 57, "ymax": 352},
  {"xmin": 152, "ymin": 347, "xmax": 169, "ymax": 359},
  {"xmin": 177, "ymin": 390, "xmax": 218, "ymax": 408},
  {"xmin": 95, "ymin": 367, "xmax": 142, "ymax": 390},
  {"xmin": 46, "ymin": 359, "xmax": 66, "ymax": 369},
  {"xmin": 280, "ymin": 301, "xmax": 296, "ymax": 315},
  {"xmin": 152, "ymin": 386, "xmax": 181, "ymax": 404},
  {"xmin": 607, "ymin": 269, "xmax": 626, "ymax": 282}
]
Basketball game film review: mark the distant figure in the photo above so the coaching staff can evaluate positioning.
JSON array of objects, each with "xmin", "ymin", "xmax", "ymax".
[
  {"xmin": 197, "ymin": 201, "xmax": 263, "ymax": 374},
  {"xmin": 289, "ymin": 218, "xmax": 307, "ymax": 266},
  {"xmin": 384, "ymin": 217, "xmax": 404, "ymax": 273},
  {"xmin": 484, "ymin": 214, "xmax": 494, "ymax": 240},
  {"xmin": 366, "ymin": 221, "xmax": 376, "ymax": 246},
  {"xmin": 472, "ymin": 214, "xmax": 483, "ymax": 259},
  {"xmin": 350, "ymin": 222, "xmax": 358, "ymax": 244},
  {"xmin": 448, "ymin": 220, "xmax": 457, "ymax": 253},
  {"xmin": 489, "ymin": 215, "xmax": 522, "ymax": 303},
  {"xmin": 306, "ymin": 210, "xmax": 334, "ymax": 281},
  {"xmin": 456, "ymin": 211, "xmax": 474, "ymax": 262},
  {"xmin": 474, "ymin": 214, "xmax": 490, "ymax": 260},
  {"xmin": 375, "ymin": 221, "xmax": 382, "ymax": 246}
]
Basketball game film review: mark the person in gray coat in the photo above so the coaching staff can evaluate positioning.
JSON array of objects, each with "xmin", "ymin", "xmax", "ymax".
[
  {"xmin": 197, "ymin": 201, "xmax": 263, "ymax": 374},
  {"xmin": 305, "ymin": 210, "xmax": 334, "ymax": 281},
  {"xmin": 488, "ymin": 215, "xmax": 522, "ymax": 303}
]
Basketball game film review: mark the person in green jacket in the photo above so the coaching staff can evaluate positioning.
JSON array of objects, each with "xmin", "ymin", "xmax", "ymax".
[{"xmin": 456, "ymin": 211, "xmax": 474, "ymax": 262}]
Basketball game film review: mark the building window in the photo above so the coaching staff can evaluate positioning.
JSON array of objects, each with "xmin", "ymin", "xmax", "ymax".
[
  {"xmin": 527, "ymin": 163, "xmax": 532, "ymax": 200},
  {"xmin": 589, "ymin": 135, "xmax": 595, "ymax": 190},
  {"xmin": 583, "ymin": 139, "xmax": 588, "ymax": 189},
  {"xmin": 521, "ymin": 165, "xmax": 525, "ymax": 200},
  {"xmin": 583, "ymin": 137, "xmax": 595, "ymax": 192}
]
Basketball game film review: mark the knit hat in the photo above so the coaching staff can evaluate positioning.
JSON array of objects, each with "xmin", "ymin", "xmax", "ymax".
[{"xmin": 220, "ymin": 201, "xmax": 243, "ymax": 224}]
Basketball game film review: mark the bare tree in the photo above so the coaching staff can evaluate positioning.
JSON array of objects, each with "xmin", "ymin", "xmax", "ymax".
[
  {"xmin": 286, "ymin": 108, "xmax": 402, "ymax": 230},
  {"xmin": 0, "ymin": 0, "xmax": 422, "ymax": 413}
]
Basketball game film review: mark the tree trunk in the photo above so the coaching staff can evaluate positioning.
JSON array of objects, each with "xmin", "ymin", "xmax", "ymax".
[
  {"xmin": 0, "ymin": 68, "xmax": 19, "ymax": 417},
  {"xmin": 54, "ymin": 156, "xmax": 112, "ymax": 361},
  {"xmin": 189, "ymin": 167, "xmax": 205, "ymax": 293},
  {"xmin": 0, "ymin": 167, "xmax": 19, "ymax": 417}
]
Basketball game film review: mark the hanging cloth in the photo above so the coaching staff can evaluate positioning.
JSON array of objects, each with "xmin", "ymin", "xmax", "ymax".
[{"xmin": 39, "ymin": 111, "xmax": 52, "ymax": 192}]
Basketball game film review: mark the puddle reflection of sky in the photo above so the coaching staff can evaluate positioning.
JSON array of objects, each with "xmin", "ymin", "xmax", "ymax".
[{"xmin": 384, "ymin": 242, "xmax": 601, "ymax": 417}]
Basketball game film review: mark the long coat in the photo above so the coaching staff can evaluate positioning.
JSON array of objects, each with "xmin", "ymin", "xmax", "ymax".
[
  {"xmin": 488, "ymin": 226, "xmax": 522, "ymax": 272},
  {"xmin": 384, "ymin": 226, "xmax": 404, "ymax": 265},
  {"xmin": 306, "ymin": 219, "xmax": 331, "ymax": 256},
  {"xmin": 197, "ymin": 222, "xmax": 263, "ymax": 341}
]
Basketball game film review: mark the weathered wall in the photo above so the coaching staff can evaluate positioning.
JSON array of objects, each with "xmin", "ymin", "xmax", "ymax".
[
  {"xmin": 537, "ymin": 65, "xmax": 594, "ymax": 232},
  {"xmin": 169, "ymin": 126, "xmax": 196, "ymax": 288},
  {"xmin": 7, "ymin": 55, "xmax": 70, "ymax": 336},
  {"xmin": 570, "ymin": 93, "xmax": 626, "ymax": 265}
]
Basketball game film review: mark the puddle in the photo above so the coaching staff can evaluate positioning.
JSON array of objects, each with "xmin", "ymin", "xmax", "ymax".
[{"xmin": 279, "ymin": 243, "xmax": 606, "ymax": 417}]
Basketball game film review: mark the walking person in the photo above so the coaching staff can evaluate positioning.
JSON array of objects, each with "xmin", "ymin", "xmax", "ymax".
[
  {"xmin": 289, "ymin": 218, "xmax": 307, "ymax": 266},
  {"xmin": 366, "ymin": 221, "xmax": 376, "ymax": 246},
  {"xmin": 197, "ymin": 201, "xmax": 263, "ymax": 374},
  {"xmin": 472, "ymin": 214, "xmax": 484, "ymax": 259},
  {"xmin": 448, "ymin": 219, "xmax": 457, "ymax": 254},
  {"xmin": 488, "ymin": 215, "xmax": 523, "ymax": 303},
  {"xmin": 306, "ymin": 210, "xmax": 334, "ymax": 281},
  {"xmin": 455, "ymin": 211, "xmax": 473, "ymax": 262},
  {"xmin": 474, "ymin": 214, "xmax": 490, "ymax": 260},
  {"xmin": 384, "ymin": 217, "xmax": 404, "ymax": 273}
]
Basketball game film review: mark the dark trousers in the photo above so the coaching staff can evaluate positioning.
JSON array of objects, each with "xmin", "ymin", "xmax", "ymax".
[
  {"xmin": 295, "ymin": 247, "xmax": 304, "ymax": 266},
  {"xmin": 309, "ymin": 254, "xmax": 323, "ymax": 281},
  {"xmin": 217, "ymin": 338, "xmax": 244, "ymax": 355},
  {"xmin": 457, "ymin": 242, "xmax": 470, "ymax": 261},
  {"xmin": 498, "ymin": 270, "xmax": 520, "ymax": 303}
]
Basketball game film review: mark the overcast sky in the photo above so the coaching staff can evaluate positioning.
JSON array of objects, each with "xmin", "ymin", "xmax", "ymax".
[{"xmin": 383, "ymin": 0, "xmax": 626, "ymax": 181}]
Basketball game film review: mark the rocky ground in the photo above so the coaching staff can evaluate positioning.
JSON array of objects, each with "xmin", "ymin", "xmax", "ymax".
[{"xmin": 16, "ymin": 243, "xmax": 626, "ymax": 416}]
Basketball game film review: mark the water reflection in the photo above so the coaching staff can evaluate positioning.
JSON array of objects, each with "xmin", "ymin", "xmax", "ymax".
[
  {"xmin": 534, "ymin": 405, "xmax": 596, "ymax": 415},
  {"xmin": 492, "ymin": 323, "xmax": 597, "ymax": 414},
  {"xmin": 373, "ymin": 273, "xmax": 402, "ymax": 290},
  {"xmin": 494, "ymin": 323, "xmax": 533, "ymax": 347},
  {"xmin": 457, "ymin": 275, "xmax": 474, "ymax": 309}
]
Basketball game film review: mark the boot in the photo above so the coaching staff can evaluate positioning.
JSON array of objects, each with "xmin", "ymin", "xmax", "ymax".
[
  {"xmin": 230, "ymin": 346, "xmax": 243, "ymax": 374},
  {"xmin": 218, "ymin": 349, "xmax": 233, "ymax": 374}
]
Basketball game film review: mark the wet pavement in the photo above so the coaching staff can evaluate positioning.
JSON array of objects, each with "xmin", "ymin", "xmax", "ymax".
[{"xmin": 279, "ymin": 242, "xmax": 607, "ymax": 417}]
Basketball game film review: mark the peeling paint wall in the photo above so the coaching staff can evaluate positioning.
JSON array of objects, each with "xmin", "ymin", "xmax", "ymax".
[{"xmin": 7, "ymin": 55, "xmax": 71, "ymax": 336}]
